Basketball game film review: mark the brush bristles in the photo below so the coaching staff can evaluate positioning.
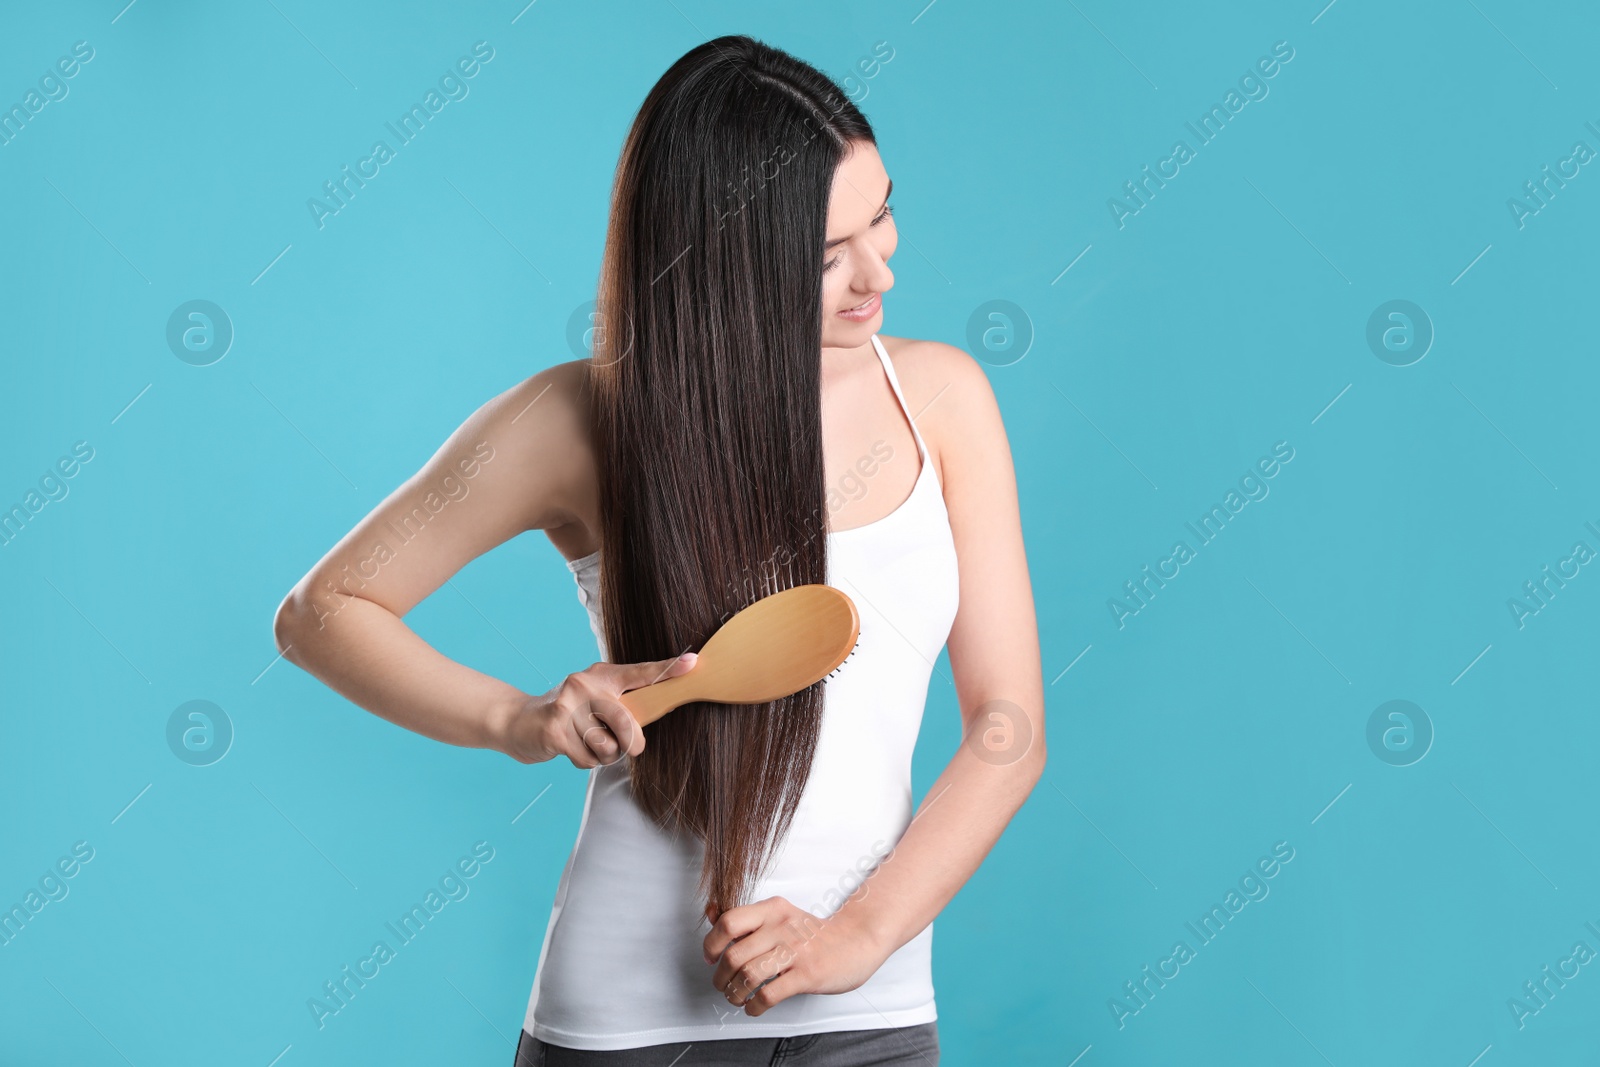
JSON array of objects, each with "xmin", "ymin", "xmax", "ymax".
[{"xmin": 824, "ymin": 635, "xmax": 861, "ymax": 679}]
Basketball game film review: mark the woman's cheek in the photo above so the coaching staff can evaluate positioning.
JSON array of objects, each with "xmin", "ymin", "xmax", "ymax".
[{"xmin": 820, "ymin": 272, "xmax": 844, "ymax": 308}]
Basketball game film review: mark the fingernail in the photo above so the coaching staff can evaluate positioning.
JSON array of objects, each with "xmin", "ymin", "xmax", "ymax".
[{"xmin": 680, "ymin": 652, "xmax": 698, "ymax": 666}]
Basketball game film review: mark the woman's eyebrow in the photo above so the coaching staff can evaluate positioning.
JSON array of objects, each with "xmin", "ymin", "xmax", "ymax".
[{"xmin": 824, "ymin": 178, "xmax": 893, "ymax": 250}]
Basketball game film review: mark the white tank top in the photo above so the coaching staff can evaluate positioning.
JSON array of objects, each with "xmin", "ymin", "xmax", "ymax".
[{"xmin": 521, "ymin": 333, "xmax": 961, "ymax": 1050}]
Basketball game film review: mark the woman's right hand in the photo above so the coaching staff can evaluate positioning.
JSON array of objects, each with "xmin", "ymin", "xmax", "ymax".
[{"xmin": 500, "ymin": 652, "xmax": 698, "ymax": 768}]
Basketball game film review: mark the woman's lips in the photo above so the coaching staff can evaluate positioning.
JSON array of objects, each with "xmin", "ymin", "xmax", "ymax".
[{"xmin": 837, "ymin": 292, "xmax": 880, "ymax": 321}]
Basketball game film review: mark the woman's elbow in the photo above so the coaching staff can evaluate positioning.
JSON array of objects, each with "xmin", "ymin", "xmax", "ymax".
[
  {"xmin": 271, "ymin": 588, "xmax": 315, "ymax": 663},
  {"xmin": 1019, "ymin": 736, "xmax": 1046, "ymax": 784}
]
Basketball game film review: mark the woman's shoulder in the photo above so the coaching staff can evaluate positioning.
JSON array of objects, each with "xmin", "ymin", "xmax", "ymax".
[
  {"xmin": 489, "ymin": 358, "xmax": 596, "ymax": 459},
  {"xmin": 876, "ymin": 332, "xmax": 992, "ymax": 400},
  {"xmin": 875, "ymin": 333, "xmax": 1003, "ymax": 482},
  {"xmin": 478, "ymin": 358, "xmax": 600, "ymax": 537}
]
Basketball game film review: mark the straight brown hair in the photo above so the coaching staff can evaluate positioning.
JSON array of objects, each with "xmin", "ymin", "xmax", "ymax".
[{"xmin": 588, "ymin": 35, "xmax": 875, "ymax": 914}]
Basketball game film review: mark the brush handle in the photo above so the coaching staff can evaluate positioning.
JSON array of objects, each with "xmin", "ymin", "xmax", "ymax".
[{"xmin": 618, "ymin": 674, "xmax": 701, "ymax": 727}]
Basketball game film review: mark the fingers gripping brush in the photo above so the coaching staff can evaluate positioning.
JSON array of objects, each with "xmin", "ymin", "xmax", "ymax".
[{"xmin": 619, "ymin": 585, "xmax": 861, "ymax": 727}]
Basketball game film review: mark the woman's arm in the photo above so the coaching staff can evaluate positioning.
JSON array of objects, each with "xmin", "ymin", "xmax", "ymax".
[
  {"xmin": 271, "ymin": 361, "xmax": 595, "ymax": 755},
  {"xmin": 705, "ymin": 341, "xmax": 1046, "ymax": 1013}
]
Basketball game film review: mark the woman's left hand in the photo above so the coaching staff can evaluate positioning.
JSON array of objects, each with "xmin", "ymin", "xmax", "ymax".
[{"xmin": 702, "ymin": 896, "xmax": 886, "ymax": 1016}]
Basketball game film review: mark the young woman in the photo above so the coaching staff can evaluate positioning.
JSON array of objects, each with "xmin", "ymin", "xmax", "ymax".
[{"xmin": 273, "ymin": 34, "xmax": 1044, "ymax": 1067}]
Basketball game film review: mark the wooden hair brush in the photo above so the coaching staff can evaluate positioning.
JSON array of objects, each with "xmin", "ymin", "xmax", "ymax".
[{"xmin": 618, "ymin": 584, "xmax": 860, "ymax": 727}]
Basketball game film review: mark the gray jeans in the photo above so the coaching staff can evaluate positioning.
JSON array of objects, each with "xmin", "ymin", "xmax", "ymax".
[{"xmin": 513, "ymin": 1022, "xmax": 939, "ymax": 1066}]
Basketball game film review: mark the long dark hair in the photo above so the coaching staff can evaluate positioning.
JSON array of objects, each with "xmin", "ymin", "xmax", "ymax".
[{"xmin": 588, "ymin": 35, "xmax": 874, "ymax": 914}]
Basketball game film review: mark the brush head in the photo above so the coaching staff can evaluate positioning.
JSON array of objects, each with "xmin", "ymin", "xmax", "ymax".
[{"xmin": 618, "ymin": 584, "xmax": 860, "ymax": 727}]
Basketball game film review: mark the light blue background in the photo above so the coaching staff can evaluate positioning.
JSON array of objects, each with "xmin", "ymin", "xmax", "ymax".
[{"xmin": 3, "ymin": 1, "xmax": 1597, "ymax": 1064}]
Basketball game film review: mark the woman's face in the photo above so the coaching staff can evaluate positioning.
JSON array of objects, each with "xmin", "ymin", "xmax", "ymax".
[{"xmin": 819, "ymin": 140, "xmax": 896, "ymax": 350}]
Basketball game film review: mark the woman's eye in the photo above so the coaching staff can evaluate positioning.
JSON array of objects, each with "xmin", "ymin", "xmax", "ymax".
[{"xmin": 823, "ymin": 205, "xmax": 891, "ymax": 273}]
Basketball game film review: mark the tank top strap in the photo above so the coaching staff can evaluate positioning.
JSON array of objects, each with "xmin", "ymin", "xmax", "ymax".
[{"xmin": 868, "ymin": 334, "xmax": 929, "ymax": 464}]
